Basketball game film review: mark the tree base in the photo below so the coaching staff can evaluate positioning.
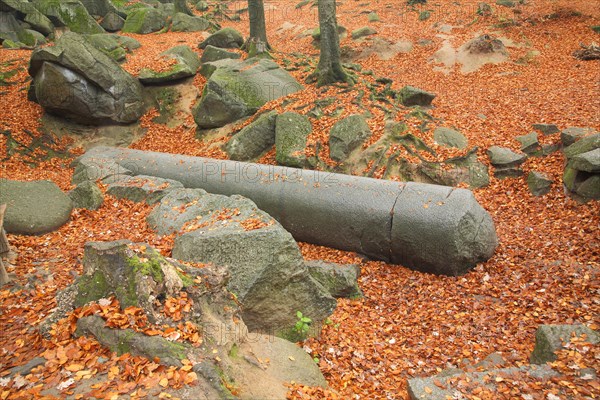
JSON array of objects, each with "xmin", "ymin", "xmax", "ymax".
[{"xmin": 306, "ymin": 64, "xmax": 355, "ymax": 87}]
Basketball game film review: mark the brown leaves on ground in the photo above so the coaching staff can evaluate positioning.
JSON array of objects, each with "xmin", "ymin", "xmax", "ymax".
[{"xmin": 1, "ymin": 0, "xmax": 599, "ymax": 398}]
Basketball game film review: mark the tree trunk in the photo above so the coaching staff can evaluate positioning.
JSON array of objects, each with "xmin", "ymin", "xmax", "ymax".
[
  {"xmin": 174, "ymin": 0, "xmax": 194, "ymax": 16},
  {"xmin": 307, "ymin": 0, "xmax": 351, "ymax": 86},
  {"xmin": 0, "ymin": 204, "xmax": 11, "ymax": 286},
  {"xmin": 244, "ymin": 0, "xmax": 271, "ymax": 57}
]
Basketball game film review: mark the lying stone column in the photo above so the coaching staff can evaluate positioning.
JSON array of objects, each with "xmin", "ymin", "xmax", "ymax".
[{"xmin": 75, "ymin": 146, "xmax": 498, "ymax": 275}]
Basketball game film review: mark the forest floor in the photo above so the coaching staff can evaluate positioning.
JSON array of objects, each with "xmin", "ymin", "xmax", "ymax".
[{"xmin": 0, "ymin": 0, "xmax": 599, "ymax": 399}]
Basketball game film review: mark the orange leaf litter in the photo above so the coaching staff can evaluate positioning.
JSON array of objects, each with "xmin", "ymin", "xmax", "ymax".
[{"xmin": 1, "ymin": 0, "xmax": 598, "ymax": 399}]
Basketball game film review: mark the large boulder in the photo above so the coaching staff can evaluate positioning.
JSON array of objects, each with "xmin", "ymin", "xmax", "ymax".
[
  {"xmin": 99, "ymin": 11, "xmax": 124, "ymax": 32},
  {"xmin": 0, "ymin": 0, "xmax": 54, "ymax": 35},
  {"xmin": 122, "ymin": 7, "xmax": 167, "ymax": 34},
  {"xmin": 329, "ymin": 114, "xmax": 372, "ymax": 162},
  {"xmin": 79, "ymin": 0, "xmax": 119, "ymax": 18},
  {"xmin": 28, "ymin": 32, "xmax": 145, "ymax": 124},
  {"xmin": 138, "ymin": 45, "xmax": 200, "ymax": 84},
  {"xmin": 147, "ymin": 189, "xmax": 337, "ymax": 338},
  {"xmin": 199, "ymin": 27, "xmax": 243, "ymax": 49},
  {"xmin": 275, "ymin": 112, "xmax": 311, "ymax": 168},
  {"xmin": 171, "ymin": 12, "xmax": 210, "ymax": 32},
  {"xmin": 226, "ymin": 111, "xmax": 277, "ymax": 161},
  {"xmin": 193, "ymin": 58, "xmax": 302, "ymax": 129},
  {"xmin": 43, "ymin": 239, "xmax": 327, "ymax": 398},
  {"xmin": 32, "ymin": 0, "xmax": 104, "ymax": 34},
  {"xmin": 0, "ymin": 179, "xmax": 72, "ymax": 235}
]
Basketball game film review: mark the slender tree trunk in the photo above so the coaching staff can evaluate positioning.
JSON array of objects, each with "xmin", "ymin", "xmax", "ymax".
[
  {"xmin": 174, "ymin": 0, "xmax": 194, "ymax": 16},
  {"xmin": 244, "ymin": 0, "xmax": 272, "ymax": 57},
  {"xmin": 308, "ymin": 0, "xmax": 351, "ymax": 86},
  {"xmin": 0, "ymin": 204, "xmax": 11, "ymax": 286}
]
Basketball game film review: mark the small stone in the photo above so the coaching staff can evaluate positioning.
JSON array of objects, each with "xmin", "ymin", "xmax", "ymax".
[
  {"xmin": 527, "ymin": 171, "xmax": 552, "ymax": 196},
  {"xmin": 515, "ymin": 132, "xmax": 541, "ymax": 155},
  {"xmin": 399, "ymin": 85, "xmax": 436, "ymax": 107},
  {"xmin": 486, "ymin": 146, "xmax": 527, "ymax": 168},
  {"xmin": 367, "ymin": 12, "xmax": 380, "ymax": 22},
  {"xmin": 496, "ymin": 0, "xmax": 515, "ymax": 7},
  {"xmin": 530, "ymin": 324, "xmax": 600, "ymax": 364},
  {"xmin": 532, "ymin": 123, "xmax": 559, "ymax": 136},
  {"xmin": 69, "ymin": 181, "xmax": 104, "ymax": 210},
  {"xmin": 541, "ymin": 143, "xmax": 560, "ymax": 156},
  {"xmin": 107, "ymin": 175, "xmax": 184, "ymax": 204},
  {"xmin": 494, "ymin": 167, "xmax": 524, "ymax": 179},
  {"xmin": 477, "ymin": 2, "xmax": 493, "ymax": 16},
  {"xmin": 433, "ymin": 127, "xmax": 468, "ymax": 150},
  {"xmin": 351, "ymin": 26, "xmax": 377, "ymax": 40},
  {"xmin": 305, "ymin": 261, "xmax": 362, "ymax": 299}
]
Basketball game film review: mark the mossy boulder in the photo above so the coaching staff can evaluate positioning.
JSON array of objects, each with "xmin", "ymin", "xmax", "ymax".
[
  {"xmin": 399, "ymin": 85, "xmax": 436, "ymax": 107},
  {"xmin": 138, "ymin": 45, "xmax": 200, "ymax": 84},
  {"xmin": 351, "ymin": 26, "xmax": 377, "ymax": 40},
  {"xmin": 32, "ymin": 0, "xmax": 104, "ymax": 34},
  {"xmin": 526, "ymin": 171, "xmax": 552, "ymax": 196},
  {"xmin": 433, "ymin": 127, "xmax": 468, "ymax": 150},
  {"xmin": 198, "ymin": 27, "xmax": 243, "ymax": 49},
  {"xmin": 171, "ymin": 12, "xmax": 210, "ymax": 32},
  {"xmin": 76, "ymin": 315, "xmax": 190, "ymax": 366},
  {"xmin": 193, "ymin": 58, "xmax": 302, "ymax": 129},
  {"xmin": 1, "ymin": 0, "xmax": 54, "ymax": 35},
  {"xmin": 306, "ymin": 261, "xmax": 362, "ymax": 299},
  {"xmin": 86, "ymin": 33, "xmax": 127, "ymax": 61},
  {"xmin": 100, "ymin": 11, "xmax": 125, "ymax": 32},
  {"xmin": 122, "ymin": 6, "xmax": 166, "ymax": 34},
  {"xmin": 69, "ymin": 181, "xmax": 104, "ymax": 210},
  {"xmin": 200, "ymin": 45, "xmax": 241, "ymax": 63},
  {"xmin": 29, "ymin": 31, "xmax": 145, "ymax": 124},
  {"xmin": 148, "ymin": 189, "xmax": 337, "ymax": 337},
  {"xmin": 275, "ymin": 112, "xmax": 311, "ymax": 168},
  {"xmin": 226, "ymin": 111, "xmax": 278, "ymax": 161},
  {"xmin": 79, "ymin": 0, "xmax": 119, "ymax": 19},
  {"xmin": 329, "ymin": 114, "xmax": 372, "ymax": 162}
]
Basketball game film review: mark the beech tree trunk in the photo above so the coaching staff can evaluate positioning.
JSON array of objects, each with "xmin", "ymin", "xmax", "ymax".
[
  {"xmin": 244, "ymin": 0, "xmax": 271, "ymax": 57},
  {"xmin": 308, "ymin": 0, "xmax": 351, "ymax": 86},
  {"xmin": 0, "ymin": 204, "xmax": 11, "ymax": 286}
]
